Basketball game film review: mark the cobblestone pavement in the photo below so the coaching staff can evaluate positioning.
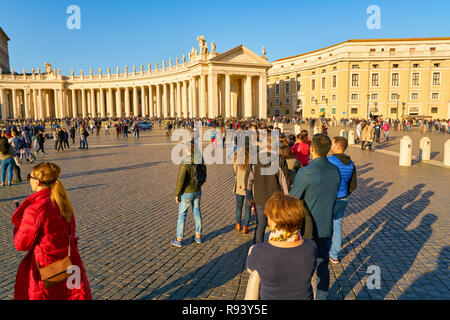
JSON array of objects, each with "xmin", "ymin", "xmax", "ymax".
[
  {"xmin": 0, "ymin": 124, "xmax": 448, "ymax": 300},
  {"xmin": 331, "ymin": 124, "xmax": 449, "ymax": 163}
]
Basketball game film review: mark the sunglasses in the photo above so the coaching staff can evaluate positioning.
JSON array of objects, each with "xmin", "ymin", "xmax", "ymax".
[{"xmin": 27, "ymin": 174, "xmax": 42, "ymax": 183}]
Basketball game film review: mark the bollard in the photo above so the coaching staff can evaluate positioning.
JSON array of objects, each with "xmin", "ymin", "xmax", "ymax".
[
  {"xmin": 399, "ymin": 136, "xmax": 412, "ymax": 166},
  {"xmin": 294, "ymin": 124, "xmax": 301, "ymax": 135},
  {"xmin": 422, "ymin": 125, "xmax": 427, "ymax": 133},
  {"xmin": 419, "ymin": 137, "xmax": 431, "ymax": 161},
  {"xmin": 444, "ymin": 140, "xmax": 450, "ymax": 167},
  {"xmin": 339, "ymin": 129, "xmax": 346, "ymax": 137},
  {"xmin": 348, "ymin": 130, "xmax": 355, "ymax": 145}
]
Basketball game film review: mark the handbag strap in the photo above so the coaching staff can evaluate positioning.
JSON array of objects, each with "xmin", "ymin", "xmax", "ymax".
[{"xmin": 34, "ymin": 221, "xmax": 71, "ymax": 269}]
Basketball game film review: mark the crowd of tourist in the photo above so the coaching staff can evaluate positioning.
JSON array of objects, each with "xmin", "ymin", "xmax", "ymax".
[{"xmin": 2, "ymin": 112, "xmax": 447, "ymax": 301}]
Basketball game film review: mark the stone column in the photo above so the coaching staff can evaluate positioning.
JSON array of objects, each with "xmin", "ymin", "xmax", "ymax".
[
  {"xmin": 125, "ymin": 87, "xmax": 130, "ymax": 116},
  {"xmin": 38, "ymin": 89, "xmax": 44, "ymax": 120},
  {"xmin": 71, "ymin": 89, "xmax": 77, "ymax": 118},
  {"xmin": 141, "ymin": 86, "xmax": 147, "ymax": 118},
  {"xmin": 163, "ymin": 83, "xmax": 168, "ymax": 117},
  {"xmin": 108, "ymin": 88, "xmax": 113, "ymax": 118},
  {"xmin": 90, "ymin": 89, "xmax": 95, "ymax": 117},
  {"xmin": 148, "ymin": 85, "xmax": 154, "ymax": 118},
  {"xmin": 45, "ymin": 91, "xmax": 51, "ymax": 118},
  {"xmin": 244, "ymin": 75, "xmax": 252, "ymax": 118},
  {"xmin": 259, "ymin": 75, "xmax": 267, "ymax": 119},
  {"xmin": 11, "ymin": 89, "xmax": 19, "ymax": 119},
  {"xmin": 170, "ymin": 82, "xmax": 175, "ymax": 117},
  {"xmin": 116, "ymin": 88, "xmax": 122, "ymax": 117},
  {"xmin": 225, "ymin": 74, "xmax": 231, "ymax": 118},
  {"xmin": 96, "ymin": 89, "xmax": 101, "ymax": 117},
  {"xmin": 200, "ymin": 75, "xmax": 206, "ymax": 118},
  {"xmin": 60, "ymin": 89, "xmax": 66, "ymax": 118},
  {"xmin": 133, "ymin": 86, "xmax": 138, "ymax": 116},
  {"xmin": 182, "ymin": 80, "xmax": 188, "ymax": 118},
  {"xmin": 208, "ymin": 73, "xmax": 218, "ymax": 118},
  {"xmin": 190, "ymin": 77, "xmax": 195, "ymax": 118},
  {"xmin": 156, "ymin": 84, "xmax": 161, "ymax": 117},
  {"xmin": 22, "ymin": 90, "xmax": 28, "ymax": 119},
  {"xmin": 33, "ymin": 89, "xmax": 38, "ymax": 120},
  {"xmin": 176, "ymin": 81, "xmax": 182, "ymax": 117},
  {"xmin": 99, "ymin": 88, "xmax": 105, "ymax": 118},
  {"xmin": 0, "ymin": 88, "xmax": 6, "ymax": 119},
  {"xmin": 53, "ymin": 89, "xmax": 59, "ymax": 118},
  {"xmin": 81, "ymin": 89, "xmax": 87, "ymax": 118}
]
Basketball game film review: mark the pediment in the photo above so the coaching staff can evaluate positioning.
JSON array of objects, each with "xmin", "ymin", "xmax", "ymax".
[{"xmin": 211, "ymin": 45, "xmax": 272, "ymax": 67}]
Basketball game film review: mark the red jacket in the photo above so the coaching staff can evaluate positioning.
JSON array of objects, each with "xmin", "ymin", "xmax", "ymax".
[
  {"xmin": 292, "ymin": 141, "xmax": 311, "ymax": 167},
  {"xmin": 11, "ymin": 188, "xmax": 92, "ymax": 300}
]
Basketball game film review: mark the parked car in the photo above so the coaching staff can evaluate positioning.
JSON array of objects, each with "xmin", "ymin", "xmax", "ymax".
[{"xmin": 138, "ymin": 121, "xmax": 153, "ymax": 130}]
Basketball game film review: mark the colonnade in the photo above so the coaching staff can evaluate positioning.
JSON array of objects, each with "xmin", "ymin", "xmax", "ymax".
[{"xmin": 0, "ymin": 73, "xmax": 267, "ymax": 120}]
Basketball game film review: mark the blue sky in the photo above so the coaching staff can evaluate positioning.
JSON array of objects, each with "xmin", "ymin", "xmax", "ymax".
[{"xmin": 1, "ymin": 0, "xmax": 449, "ymax": 74}]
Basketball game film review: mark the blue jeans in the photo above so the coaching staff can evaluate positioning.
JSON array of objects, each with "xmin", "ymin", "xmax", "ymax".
[
  {"xmin": 235, "ymin": 194, "xmax": 251, "ymax": 227},
  {"xmin": 1, "ymin": 158, "xmax": 15, "ymax": 184},
  {"xmin": 253, "ymin": 204, "xmax": 267, "ymax": 244},
  {"xmin": 176, "ymin": 191, "xmax": 202, "ymax": 239},
  {"xmin": 330, "ymin": 199, "xmax": 348, "ymax": 260},
  {"xmin": 315, "ymin": 237, "xmax": 332, "ymax": 300},
  {"xmin": 82, "ymin": 138, "xmax": 88, "ymax": 149}
]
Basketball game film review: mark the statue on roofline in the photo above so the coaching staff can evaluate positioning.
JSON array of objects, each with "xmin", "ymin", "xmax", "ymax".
[{"xmin": 44, "ymin": 62, "xmax": 52, "ymax": 75}]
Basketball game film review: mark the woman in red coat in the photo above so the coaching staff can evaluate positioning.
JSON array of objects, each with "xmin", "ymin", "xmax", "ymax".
[
  {"xmin": 12, "ymin": 162, "xmax": 92, "ymax": 300},
  {"xmin": 291, "ymin": 130, "xmax": 311, "ymax": 167}
]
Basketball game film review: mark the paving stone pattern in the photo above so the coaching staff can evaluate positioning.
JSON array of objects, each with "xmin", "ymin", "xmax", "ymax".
[{"xmin": 0, "ymin": 124, "xmax": 448, "ymax": 300}]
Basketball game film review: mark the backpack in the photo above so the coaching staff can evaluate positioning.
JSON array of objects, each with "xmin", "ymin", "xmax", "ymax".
[{"xmin": 190, "ymin": 161, "xmax": 207, "ymax": 189}]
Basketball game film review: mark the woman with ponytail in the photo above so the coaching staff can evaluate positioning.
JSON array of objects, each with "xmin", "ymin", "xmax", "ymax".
[{"xmin": 11, "ymin": 162, "xmax": 92, "ymax": 300}]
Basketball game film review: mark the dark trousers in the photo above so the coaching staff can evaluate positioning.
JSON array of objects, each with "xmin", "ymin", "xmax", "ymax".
[
  {"xmin": 36, "ymin": 143, "xmax": 45, "ymax": 154},
  {"xmin": 56, "ymin": 140, "xmax": 64, "ymax": 151},
  {"xmin": 253, "ymin": 204, "xmax": 267, "ymax": 244},
  {"xmin": 315, "ymin": 237, "xmax": 332, "ymax": 300},
  {"xmin": 63, "ymin": 140, "xmax": 70, "ymax": 148},
  {"xmin": 13, "ymin": 163, "xmax": 21, "ymax": 181}
]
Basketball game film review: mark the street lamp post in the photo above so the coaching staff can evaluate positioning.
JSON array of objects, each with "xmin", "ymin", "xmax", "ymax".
[{"xmin": 367, "ymin": 94, "xmax": 370, "ymax": 120}]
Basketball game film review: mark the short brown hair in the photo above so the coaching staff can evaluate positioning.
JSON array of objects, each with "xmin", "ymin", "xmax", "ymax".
[
  {"xmin": 311, "ymin": 134, "xmax": 331, "ymax": 157},
  {"xmin": 279, "ymin": 144, "xmax": 292, "ymax": 159},
  {"xmin": 332, "ymin": 136, "xmax": 348, "ymax": 151},
  {"xmin": 264, "ymin": 192, "xmax": 306, "ymax": 233}
]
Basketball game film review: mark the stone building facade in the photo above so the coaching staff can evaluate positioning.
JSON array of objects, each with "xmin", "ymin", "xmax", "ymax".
[
  {"xmin": 0, "ymin": 35, "xmax": 270, "ymax": 120},
  {"xmin": 267, "ymin": 38, "xmax": 450, "ymax": 120},
  {"xmin": 0, "ymin": 27, "xmax": 10, "ymax": 72}
]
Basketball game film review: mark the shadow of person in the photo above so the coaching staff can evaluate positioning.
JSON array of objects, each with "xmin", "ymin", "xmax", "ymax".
[
  {"xmin": 400, "ymin": 244, "xmax": 449, "ymax": 300},
  {"xmin": 343, "ymin": 184, "xmax": 425, "ymax": 249},
  {"xmin": 355, "ymin": 210, "xmax": 436, "ymax": 299},
  {"xmin": 344, "ymin": 175, "xmax": 393, "ymax": 217},
  {"xmin": 139, "ymin": 240, "xmax": 253, "ymax": 300},
  {"xmin": 330, "ymin": 184, "xmax": 433, "ymax": 299}
]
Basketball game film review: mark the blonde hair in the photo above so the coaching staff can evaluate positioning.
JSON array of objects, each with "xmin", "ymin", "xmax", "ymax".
[{"xmin": 32, "ymin": 162, "xmax": 74, "ymax": 223}]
